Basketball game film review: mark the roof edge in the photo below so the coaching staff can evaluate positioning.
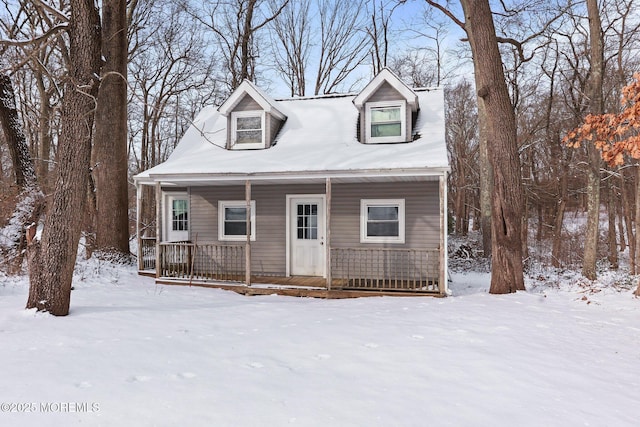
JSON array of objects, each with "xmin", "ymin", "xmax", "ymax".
[{"xmin": 218, "ymin": 80, "xmax": 286, "ymax": 120}]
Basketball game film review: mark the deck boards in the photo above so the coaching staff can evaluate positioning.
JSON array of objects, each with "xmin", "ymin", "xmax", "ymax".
[{"xmin": 145, "ymin": 272, "xmax": 443, "ymax": 298}]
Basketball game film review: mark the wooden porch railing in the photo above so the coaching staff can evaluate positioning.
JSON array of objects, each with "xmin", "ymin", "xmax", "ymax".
[
  {"xmin": 331, "ymin": 247, "xmax": 440, "ymax": 293},
  {"xmin": 140, "ymin": 237, "xmax": 157, "ymax": 271},
  {"xmin": 148, "ymin": 242, "xmax": 440, "ymax": 294},
  {"xmin": 158, "ymin": 242, "xmax": 245, "ymax": 282}
]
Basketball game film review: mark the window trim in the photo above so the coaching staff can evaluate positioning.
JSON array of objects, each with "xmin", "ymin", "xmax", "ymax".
[
  {"xmin": 230, "ymin": 110, "xmax": 266, "ymax": 149},
  {"xmin": 360, "ymin": 199, "xmax": 405, "ymax": 244},
  {"xmin": 365, "ymin": 101, "xmax": 406, "ymax": 144},
  {"xmin": 218, "ymin": 200, "xmax": 256, "ymax": 241},
  {"xmin": 163, "ymin": 192, "xmax": 190, "ymax": 242}
]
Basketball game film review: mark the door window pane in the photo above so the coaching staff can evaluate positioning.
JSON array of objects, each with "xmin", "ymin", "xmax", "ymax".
[
  {"xmin": 172, "ymin": 199, "xmax": 188, "ymax": 231},
  {"xmin": 296, "ymin": 203, "xmax": 318, "ymax": 240}
]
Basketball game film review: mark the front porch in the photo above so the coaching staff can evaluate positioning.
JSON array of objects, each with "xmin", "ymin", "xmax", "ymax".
[{"xmin": 139, "ymin": 240, "xmax": 444, "ymax": 297}]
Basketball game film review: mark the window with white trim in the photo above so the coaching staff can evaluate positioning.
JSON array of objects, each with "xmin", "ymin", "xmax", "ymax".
[
  {"xmin": 231, "ymin": 111, "xmax": 265, "ymax": 149},
  {"xmin": 365, "ymin": 101, "xmax": 406, "ymax": 144},
  {"xmin": 360, "ymin": 199, "xmax": 405, "ymax": 243},
  {"xmin": 218, "ymin": 200, "xmax": 256, "ymax": 241}
]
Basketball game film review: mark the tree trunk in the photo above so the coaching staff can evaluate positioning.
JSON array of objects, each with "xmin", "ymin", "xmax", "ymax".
[
  {"xmin": 26, "ymin": 0, "xmax": 102, "ymax": 316},
  {"xmin": 93, "ymin": 0, "xmax": 130, "ymax": 255},
  {"xmin": 582, "ymin": 0, "xmax": 604, "ymax": 280},
  {"xmin": 0, "ymin": 74, "xmax": 37, "ymax": 188},
  {"xmin": 634, "ymin": 167, "xmax": 640, "ymax": 294},
  {"xmin": 0, "ymin": 73, "xmax": 44, "ymax": 272},
  {"xmin": 461, "ymin": 0, "xmax": 525, "ymax": 293},
  {"xmin": 621, "ymin": 169, "xmax": 635, "ymax": 274},
  {"xmin": 551, "ymin": 157, "xmax": 569, "ymax": 268},
  {"xmin": 34, "ymin": 73, "xmax": 53, "ymax": 190},
  {"xmin": 607, "ymin": 173, "xmax": 618, "ymax": 269},
  {"xmin": 477, "ymin": 97, "xmax": 492, "ymax": 257}
]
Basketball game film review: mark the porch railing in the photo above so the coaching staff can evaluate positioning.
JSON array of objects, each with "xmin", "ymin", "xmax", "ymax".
[
  {"xmin": 331, "ymin": 247, "xmax": 440, "ymax": 293},
  {"xmin": 140, "ymin": 237, "xmax": 157, "ymax": 271},
  {"xmin": 158, "ymin": 242, "xmax": 245, "ymax": 282},
  {"xmin": 151, "ymin": 242, "xmax": 440, "ymax": 294}
]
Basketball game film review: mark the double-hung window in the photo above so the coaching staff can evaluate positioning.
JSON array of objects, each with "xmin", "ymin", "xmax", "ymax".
[
  {"xmin": 360, "ymin": 199, "xmax": 405, "ymax": 243},
  {"xmin": 218, "ymin": 200, "xmax": 256, "ymax": 241},
  {"xmin": 365, "ymin": 101, "xmax": 406, "ymax": 144},
  {"xmin": 231, "ymin": 111, "xmax": 265, "ymax": 149}
]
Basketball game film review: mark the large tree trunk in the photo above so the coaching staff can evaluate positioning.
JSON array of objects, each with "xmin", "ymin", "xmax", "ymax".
[
  {"xmin": 26, "ymin": 0, "xmax": 102, "ymax": 316},
  {"xmin": 461, "ymin": 0, "xmax": 525, "ymax": 293},
  {"xmin": 0, "ymin": 73, "xmax": 44, "ymax": 272},
  {"xmin": 582, "ymin": 0, "xmax": 604, "ymax": 280},
  {"xmin": 93, "ymin": 0, "xmax": 130, "ymax": 255}
]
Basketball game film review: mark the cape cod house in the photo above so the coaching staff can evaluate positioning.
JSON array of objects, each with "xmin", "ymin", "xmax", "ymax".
[{"xmin": 134, "ymin": 69, "xmax": 450, "ymax": 297}]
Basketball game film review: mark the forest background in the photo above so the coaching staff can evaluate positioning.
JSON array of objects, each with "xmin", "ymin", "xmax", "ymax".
[{"xmin": 1, "ymin": 0, "xmax": 640, "ymax": 313}]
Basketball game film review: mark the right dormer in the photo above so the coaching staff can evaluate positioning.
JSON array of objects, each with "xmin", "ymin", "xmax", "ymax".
[{"xmin": 353, "ymin": 68, "xmax": 419, "ymax": 144}]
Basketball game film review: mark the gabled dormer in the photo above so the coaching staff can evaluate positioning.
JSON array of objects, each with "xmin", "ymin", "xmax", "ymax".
[
  {"xmin": 218, "ymin": 80, "xmax": 286, "ymax": 150},
  {"xmin": 353, "ymin": 68, "xmax": 419, "ymax": 144}
]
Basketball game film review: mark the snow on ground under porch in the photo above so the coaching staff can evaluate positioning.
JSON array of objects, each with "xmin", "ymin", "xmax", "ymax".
[{"xmin": 0, "ymin": 261, "xmax": 638, "ymax": 427}]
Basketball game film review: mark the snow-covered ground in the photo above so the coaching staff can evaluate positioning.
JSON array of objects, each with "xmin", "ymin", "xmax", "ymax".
[{"xmin": 1, "ymin": 260, "xmax": 638, "ymax": 427}]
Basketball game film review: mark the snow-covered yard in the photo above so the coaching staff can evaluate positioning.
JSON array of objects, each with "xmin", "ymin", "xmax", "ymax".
[{"xmin": 1, "ymin": 261, "xmax": 638, "ymax": 427}]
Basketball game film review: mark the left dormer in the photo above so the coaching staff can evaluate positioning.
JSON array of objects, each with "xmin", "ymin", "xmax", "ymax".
[{"xmin": 218, "ymin": 80, "xmax": 286, "ymax": 150}]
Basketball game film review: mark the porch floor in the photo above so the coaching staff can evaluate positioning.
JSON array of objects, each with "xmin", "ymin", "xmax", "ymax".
[{"xmin": 139, "ymin": 270, "xmax": 442, "ymax": 298}]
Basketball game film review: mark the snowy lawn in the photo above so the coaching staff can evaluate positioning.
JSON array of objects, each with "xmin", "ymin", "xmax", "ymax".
[{"xmin": 1, "ymin": 262, "xmax": 638, "ymax": 427}]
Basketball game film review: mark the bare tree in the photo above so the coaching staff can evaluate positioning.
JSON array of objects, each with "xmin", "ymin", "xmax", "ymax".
[
  {"xmin": 0, "ymin": 72, "xmax": 44, "ymax": 272},
  {"xmin": 367, "ymin": 0, "xmax": 402, "ymax": 75},
  {"xmin": 426, "ymin": 0, "xmax": 525, "ymax": 293},
  {"xmin": 580, "ymin": 0, "xmax": 604, "ymax": 280},
  {"xmin": 269, "ymin": 0, "xmax": 310, "ymax": 96},
  {"xmin": 314, "ymin": 0, "xmax": 370, "ymax": 95},
  {"xmin": 446, "ymin": 79, "xmax": 478, "ymax": 235},
  {"xmin": 186, "ymin": 0, "xmax": 289, "ymax": 91},
  {"xmin": 92, "ymin": 0, "xmax": 129, "ymax": 256},
  {"xmin": 26, "ymin": 0, "xmax": 102, "ymax": 315}
]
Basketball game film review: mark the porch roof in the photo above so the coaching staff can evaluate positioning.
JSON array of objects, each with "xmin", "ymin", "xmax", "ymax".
[{"xmin": 134, "ymin": 88, "xmax": 448, "ymax": 186}]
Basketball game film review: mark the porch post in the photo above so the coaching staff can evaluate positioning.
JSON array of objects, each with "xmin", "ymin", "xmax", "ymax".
[
  {"xmin": 438, "ymin": 173, "xmax": 448, "ymax": 295},
  {"xmin": 326, "ymin": 177, "xmax": 332, "ymax": 290},
  {"xmin": 155, "ymin": 182, "xmax": 162, "ymax": 279},
  {"xmin": 245, "ymin": 180, "xmax": 251, "ymax": 286},
  {"xmin": 136, "ymin": 182, "xmax": 142, "ymax": 271}
]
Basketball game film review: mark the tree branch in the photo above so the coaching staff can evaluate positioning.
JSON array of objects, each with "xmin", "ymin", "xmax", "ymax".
[
  {"xmin": 0, "ymin": 23, "xmax": 68, "ymax": 48},
  {"xmin": 424, "ymin": 0, "xmax": 465, "ymax": 31}
]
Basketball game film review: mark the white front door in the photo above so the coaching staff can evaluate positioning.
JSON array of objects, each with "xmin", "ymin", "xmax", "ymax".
[
  {"xmin": 289, "ymin": 196, "xmax": 325, "ymax": 276},
  {"xmin": 164, "ymin": 193, "xmax": 189, "ymax": 242}
]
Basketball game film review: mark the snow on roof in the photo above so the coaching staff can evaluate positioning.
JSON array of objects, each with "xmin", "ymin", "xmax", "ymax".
[
  {"xmin": 353, "ymin": 68, "xmax": 419, "ymax": 111},
  {"xmin": 218, "ymin": 80, "xmax": 286, "ymax": 120},
  {"xmin": 135, "ymin": 88, "xmax": 448, "ymax": 182}
]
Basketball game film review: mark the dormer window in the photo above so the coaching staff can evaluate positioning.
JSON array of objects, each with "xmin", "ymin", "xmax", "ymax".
[
  {"xmin": 231, "ymin": 111, "xmax": 265, "ymax": 149},
  {"xmin": 366, "ymin": 101, "xmax": 406, "ymax": 143}
]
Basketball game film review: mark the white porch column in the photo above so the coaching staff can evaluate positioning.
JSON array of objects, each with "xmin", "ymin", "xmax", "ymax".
[
  {"xmin": 245, "ymin": 180, "xmax": 251, "ymax": 286},
  {"xmin": 325, "ymin": 177, "xmax": 332, "ymax": 290},
  {"xmin": 438, "ymin": 173, "xmax": 448, "ymax": 295},
  {"xmin": 136, "ymin": 182, "xmax": 142, "ymax": 271},
  {"xmin": 155, "ymin": 182, "xmax": 161, "ymax": 279}
]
